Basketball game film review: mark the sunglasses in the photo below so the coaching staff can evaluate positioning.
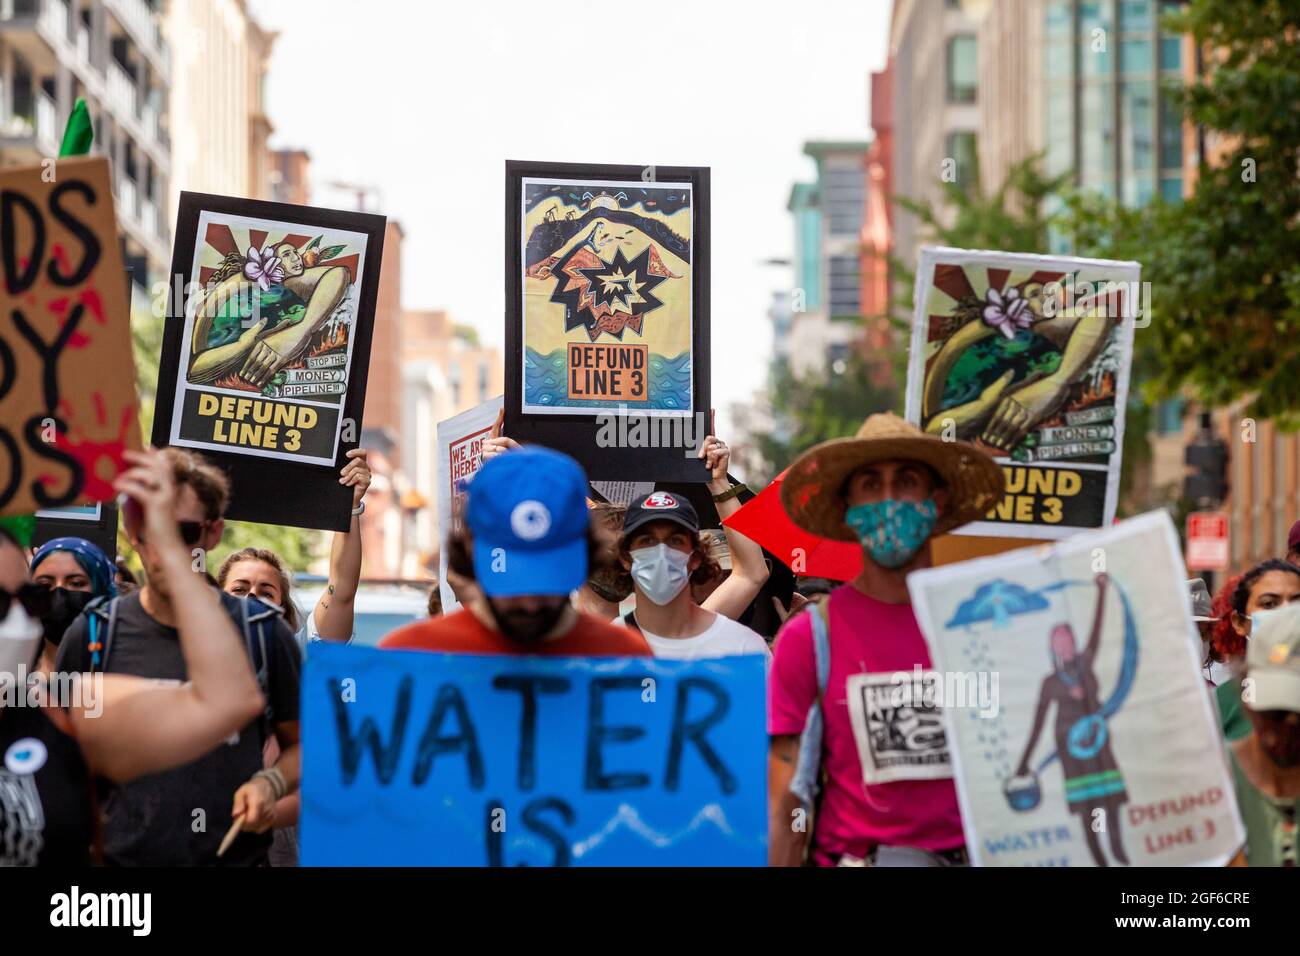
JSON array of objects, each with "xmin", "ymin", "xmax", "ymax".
[
  {"xmin": 0, "ymin": 583, "xmax": 54, "ymax": 620},
  {"xmin": 120, "ymin": 494, "xmax": 210, "ymax": 547}
]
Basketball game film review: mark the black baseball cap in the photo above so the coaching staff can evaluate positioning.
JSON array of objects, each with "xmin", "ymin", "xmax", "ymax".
[{"xmin": 622, "ymin": 490, "xmax": 700, "ymax": 537}]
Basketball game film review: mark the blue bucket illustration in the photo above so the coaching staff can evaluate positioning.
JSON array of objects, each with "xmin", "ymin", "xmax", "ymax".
[{"xmin": 1004, "ymin": 773, "xmax": 1041, "ymax": 812}]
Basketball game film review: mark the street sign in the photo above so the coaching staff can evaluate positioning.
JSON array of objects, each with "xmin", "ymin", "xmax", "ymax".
[{"xmin": 1186, "ymin": 512, "xmax": 1229, "ymax": 571}]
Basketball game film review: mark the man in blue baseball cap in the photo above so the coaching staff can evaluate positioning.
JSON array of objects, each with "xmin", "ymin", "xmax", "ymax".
[{"xmin": 381, "ymin": 446, "xmax": 649, "ymax": 656}]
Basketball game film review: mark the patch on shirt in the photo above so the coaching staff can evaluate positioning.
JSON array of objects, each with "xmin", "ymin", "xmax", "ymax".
[{"xmin": 845, "ymin": 672, "xmax": 952, "ymax": 784}]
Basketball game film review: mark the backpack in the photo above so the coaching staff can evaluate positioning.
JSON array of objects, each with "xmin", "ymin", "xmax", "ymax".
[
  {"xmin": 83, "ymin": 593, "xmax": 283, "ymax": 743},
  {"xmin": 789, "ymin": 600, "xmax": 832, "ymax": 845}
]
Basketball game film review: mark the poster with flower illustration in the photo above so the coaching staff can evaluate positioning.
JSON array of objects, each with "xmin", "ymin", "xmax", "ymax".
[
  {"xmin": 152, "ymin": 193, "xmax": 386, "ymax": 531},
  {"xmin": 903, "ymin": 247, "xmax": 1141, "ymax": 539}
]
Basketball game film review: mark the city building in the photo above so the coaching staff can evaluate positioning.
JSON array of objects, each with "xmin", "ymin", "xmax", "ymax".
[
  {"xmin": 268, "ymin": 146, "xmax": 309, "ymax": 205},
  {"xmin": 784, "ymin": 140, "xmax": 869, "ymax": 379},
  {"xmin": 0, "ymin": 0, "xmax": 172, "ymax": 289},
  {"xmin": 886, "ymin": 0, "xmax": 980, "ymax": 278},
  {"xmin": 400, "ymin": 308, "xmax": 504, "ymax": 579},
  {"xmin": 163, "ymin": 0, "xmax": 275, "ymax": 220}
]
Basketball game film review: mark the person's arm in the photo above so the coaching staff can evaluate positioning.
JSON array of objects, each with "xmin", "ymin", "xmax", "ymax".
[
  {"xmin": 312, "ymin": 448, "xmax": 371, "ymax": 641},
  {"xmin": 1083, "ymin": 572, "xmax": 1109, "ymax": 667},
  {"xmin": 232, "ymin": 621, "xmax": 303, "ymax": 833},
  {"xmin": 769, "ymin": 734, "xmax": 806, "ymax": 866},
  {"xmin": 1014, "ymin": 681, "xmax": 1055, "ymax": 777},
  {"xmin": 233, "ymin": 722, "xmax": 301, "ymax": 833},
  {"xmin": 71, "ymin": 449, "xmax": 264, "ymax": 783},
  {"xmin": 697, "ymin": 435, "xmax": 770, "ymax": 619}
]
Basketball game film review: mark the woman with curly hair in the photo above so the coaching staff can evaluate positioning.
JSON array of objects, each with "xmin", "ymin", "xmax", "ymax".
[{"xmin": 1213, "ymin": 559, "xmax": 1300, "ymax": 742}]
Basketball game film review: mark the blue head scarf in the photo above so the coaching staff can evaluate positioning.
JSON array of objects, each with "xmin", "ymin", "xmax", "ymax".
[{"xmin": 31, "ymin": 537, "xmax": 117, "ymax": 600}]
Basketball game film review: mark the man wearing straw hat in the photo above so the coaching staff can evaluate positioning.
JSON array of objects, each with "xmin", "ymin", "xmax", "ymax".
[{"xmin": 767, "ymin": 412, "xmax": 1003, "ymax": 866}]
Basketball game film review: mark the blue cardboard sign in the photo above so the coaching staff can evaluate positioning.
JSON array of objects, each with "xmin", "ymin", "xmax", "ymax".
[{"xmin": 300, "ymin": 644, "xmax": 767, "ymax": 866}]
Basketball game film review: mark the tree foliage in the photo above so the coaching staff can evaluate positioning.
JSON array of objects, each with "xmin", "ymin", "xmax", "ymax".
[{"xmin": 1064, "ymin": 0, "xmax": 1300, "ymax": 426}]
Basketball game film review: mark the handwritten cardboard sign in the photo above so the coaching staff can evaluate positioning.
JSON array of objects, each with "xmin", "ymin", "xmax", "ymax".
[
  {"xmin": 0, "ymin": 157, "xmax": 140, "ymax": 515},
  {"xmin": 299, "ymin": 644, "xmax": 767, "ymax": 866}
]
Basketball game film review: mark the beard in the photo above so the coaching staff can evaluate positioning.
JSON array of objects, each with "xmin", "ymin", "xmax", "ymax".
[
  {"xmin": 1260, "ymin": 728, "xmax": 1300, "ymax": 768},
  {"xmin": 586, "ymin": 569, "xmax": 631, "ymax": 604},
  {"xmin": 486, "ymin": 599, "xmax": 568, "ymax": 645}
]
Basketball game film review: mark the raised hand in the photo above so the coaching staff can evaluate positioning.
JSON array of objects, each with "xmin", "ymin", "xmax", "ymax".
[{"xmin": 340, "ymin": 448, "xmax": 372, "ymax": 508}]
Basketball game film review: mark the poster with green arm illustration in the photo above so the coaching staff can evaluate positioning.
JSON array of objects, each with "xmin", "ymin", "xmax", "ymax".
[
  {"xmin": 903, "ymin": 246, "xmax": 1141, "ymax": 539},
  {"xmin": 152, "ymin": 193, "xmax": 386, "ymax": 531}
]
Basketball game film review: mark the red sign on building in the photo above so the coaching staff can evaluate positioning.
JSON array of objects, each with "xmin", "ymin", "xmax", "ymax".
[{"xmin": 1186, "ymin": 512, "xmax": 1229, "ymax": 572}]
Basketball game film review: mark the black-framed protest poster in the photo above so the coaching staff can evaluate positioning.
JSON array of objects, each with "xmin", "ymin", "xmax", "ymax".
[
  {"xmin": 33, "ymin": 503, "xmax": 119, "ymax": 557},
  {"xmin": 152, "ymin": 193, "xmax": 386, "ymax": 531},
  {"xmin": 504, "ymin": 160, "xmax": 711, "ymax": 483}
]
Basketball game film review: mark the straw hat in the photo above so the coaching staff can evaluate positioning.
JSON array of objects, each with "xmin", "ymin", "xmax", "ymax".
[{"xmin": 780, "ymin": 412, "xmax": 1005, "ymax": 541}]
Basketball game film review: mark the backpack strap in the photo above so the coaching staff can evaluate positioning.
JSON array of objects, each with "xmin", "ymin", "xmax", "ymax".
[
  {"xmin": 238, "ymin": 597, "xmax": 278, "ymax": 742},
  {"xmin": 790, "ymin": 599, "xmax": 831, "ymax": 813},
  {"xmin": 85, "ymin": 596, "xmax": 120, "ymax": 675}
]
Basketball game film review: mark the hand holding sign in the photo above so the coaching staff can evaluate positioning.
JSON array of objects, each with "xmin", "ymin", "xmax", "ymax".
[
  {"xmin": 480, "ymin": 407, "xmax": 520, "ymax": 464},
  {"xmin": 339, "ymin": 447, "xmax": 371, "ymax": 508}
]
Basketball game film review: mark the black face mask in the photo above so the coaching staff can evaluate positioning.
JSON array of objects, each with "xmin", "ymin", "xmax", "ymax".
[{"xmin": 41, "ymin": 587, "xmax": 96, "ymax": 647}]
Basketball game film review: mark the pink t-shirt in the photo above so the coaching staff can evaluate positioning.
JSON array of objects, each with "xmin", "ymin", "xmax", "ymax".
[{"xmin": 768, "ymin": 584, "xmax": 964, "ymax": 865}]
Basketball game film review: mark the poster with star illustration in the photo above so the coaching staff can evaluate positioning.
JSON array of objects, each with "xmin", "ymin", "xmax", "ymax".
[
  {"xmin": 152, "ymin": 192, "xmax": 387, "ymax": 531},
  {"xmin": 505, "ymin": 162, "xmax": 710, "ymax": 484},
  {"xmin": 520, "ymin": 177, "xmax": 693, "ymax": 416},
  {"xmin": 903, "ymin": 247, "xmax": 1141, "ymax": 539}
]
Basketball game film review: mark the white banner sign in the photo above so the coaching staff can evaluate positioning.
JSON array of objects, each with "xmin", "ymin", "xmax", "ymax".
[
  {"xmin": 435, "ymin": 396, "xmax": 504, "ymax": 613},
  {"xmin": 908, "ymin": 511, "xmax": 1243, "ymax": 867}
]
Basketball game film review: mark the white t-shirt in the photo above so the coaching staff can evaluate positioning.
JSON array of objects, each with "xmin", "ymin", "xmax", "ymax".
[{"xmin": 628, "ymin": 611, "xmax": 771, "ymax": 660}]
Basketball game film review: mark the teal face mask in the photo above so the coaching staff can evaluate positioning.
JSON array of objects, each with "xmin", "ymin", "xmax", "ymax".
[{"xmin": 845, "ymin": 498, "xmax": 938, "ymax": 569}]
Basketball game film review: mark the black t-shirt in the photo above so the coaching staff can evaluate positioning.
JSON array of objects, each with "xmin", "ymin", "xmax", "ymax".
[
  {"xmin": 0, "ymin": 700, "xmax": 95, "ymax": 866},
  {"xmin": 57, "ymin": 588, "xmax": 301, "ymax": 866}
]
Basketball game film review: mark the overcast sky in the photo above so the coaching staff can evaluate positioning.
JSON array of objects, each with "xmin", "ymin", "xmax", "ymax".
[{"xmin": 250, "ymin": 0, "xmax": 892, "ymax": 433}]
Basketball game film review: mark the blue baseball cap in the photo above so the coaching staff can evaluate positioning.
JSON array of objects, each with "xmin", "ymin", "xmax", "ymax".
[{"xmin": 465, "ymin": 446, "xmax": 590, "ymax": 598}]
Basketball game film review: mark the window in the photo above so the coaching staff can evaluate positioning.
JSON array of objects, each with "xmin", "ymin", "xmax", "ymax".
[
  {"xmin": 1159, "ymin": 35, "xmax": 1182, "ymax": 72},
  {"xmin": 945, "ymin": 131, "xmax": 978, "ymax": 192},
  {"xmin": 827, "ymin": 256, "xmax": 861, "ymax": 319},
  {"xmin": 1159, "ymin": 95, "xmax": 1183, "ymax": 170},
  {"xmin": 823, "ymin": 166, "xmax": 864, "ymax": 236},
  {"xmin": 1155, "ymin": 398, "xmax": 1184, "ymax": 435},
  {"xmin": 1159, "ymin": 176, "xmax": 1183, "ymax": 201},
  {"xmin": 947, "ymin": 35, "xmax": 977, "ymax": 104}
]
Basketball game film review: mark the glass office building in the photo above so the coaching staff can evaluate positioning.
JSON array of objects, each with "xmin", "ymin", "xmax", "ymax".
[{"xmin": 1044, "ymin": 0, "xmax": 1187, "ymax": 207}]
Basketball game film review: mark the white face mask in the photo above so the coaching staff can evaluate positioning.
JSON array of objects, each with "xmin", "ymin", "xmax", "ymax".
[
  {"xmin": 630, "ymin": 543, "xmax": 692, "ymax": 606},
  {"xmin": 0, "ymin": 604, "xmax": 42, "ymax": 680}
]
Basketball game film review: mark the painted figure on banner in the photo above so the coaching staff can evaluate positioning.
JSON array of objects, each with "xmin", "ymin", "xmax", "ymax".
[
  {"xmin": 521, "ymin": 181, "xmax": 692, "ymax": 415},
  {"xmin": 186, "ymin": 224, "xmax": 361, "ymax": 399},
  {"xmin": 1008, "ymin": 572, "xmax": 1132, "ymax": 866},
  {"xmin": 919, "ymin": 263, "xmax": 1127, "ymax": 459}
]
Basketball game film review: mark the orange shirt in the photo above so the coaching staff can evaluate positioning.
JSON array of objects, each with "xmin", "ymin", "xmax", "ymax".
[{"xmin": 379, "ymin": 607, "xmax": 652, "ymax": 657}]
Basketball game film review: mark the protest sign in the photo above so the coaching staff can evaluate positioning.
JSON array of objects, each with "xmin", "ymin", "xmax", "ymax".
[
  {"xmin": 908, "ymin": 510, "xmax": 1244, "ymax": 867},
  {"xmin": 299, "ymin": 644, "xmax": 767, "ymax": 866},
  {"xmin": 152, "ymin": 193, "xmax": 386, "ymax": 530},
  {"xmin": 904, "ymin": 246, "xmax": 1140, "ymax": 538},
  {"xmin": 33, "ymin": 503, "xmax": 119, "ymax": 557},
  {"xmin": 435, "ymin": 395, "xmax": 503, "ymax": 612},
  {"xmin": 0, "ymin": 157, "xmax": 140, "ymax": 516},
  {"xmin": 504, "ymin": 161, "xmax": 711, "ymax": 483}
]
